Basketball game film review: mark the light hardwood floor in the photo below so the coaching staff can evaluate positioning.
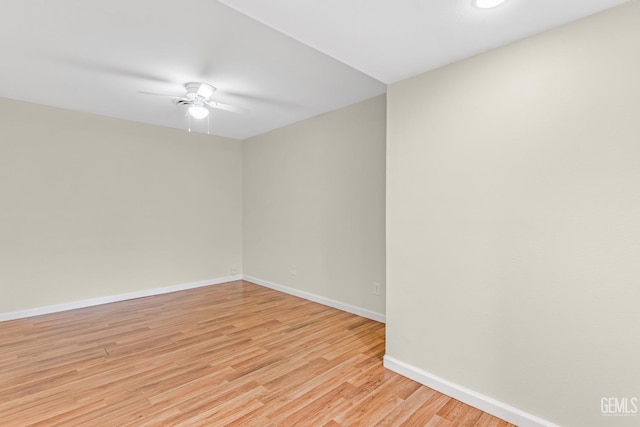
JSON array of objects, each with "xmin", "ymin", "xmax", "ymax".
[{"xmin": 0, "ymin": 280, "xmax": 514, "ymax": 426}]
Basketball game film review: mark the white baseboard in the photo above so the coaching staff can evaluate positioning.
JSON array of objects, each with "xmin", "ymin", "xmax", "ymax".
[
  {"xmin": 0, "ymin": 275, "xmax": 243, "ymax": 322},
  {"xmin": 243, "ymin": 275, "xmax": 386, "ymax": 323},
  {"xmin": 383, "ymin": 355, "xmax": 558, "ymax": 427}
]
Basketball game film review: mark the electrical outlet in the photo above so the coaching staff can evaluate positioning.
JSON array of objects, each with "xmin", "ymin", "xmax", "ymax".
[
  {"xmin": 291, "ymin": 264, "xmax": 297, "ymax": 276},
  {"xmin": 373, "ymin": 282, "xmax": 381, "ymax": 296}
]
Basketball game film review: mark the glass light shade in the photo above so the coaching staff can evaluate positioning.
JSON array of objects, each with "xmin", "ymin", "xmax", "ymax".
[{"xmin": 188, "ymin": 105, "xmax": 209, "ymax": 119}]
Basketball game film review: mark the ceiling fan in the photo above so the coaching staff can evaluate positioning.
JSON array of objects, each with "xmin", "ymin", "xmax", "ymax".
[{"xmin": 139, "ymin": 82, "xmax": 243, "ymax": 120}]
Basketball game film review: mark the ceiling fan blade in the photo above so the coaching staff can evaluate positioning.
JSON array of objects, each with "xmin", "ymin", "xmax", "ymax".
[
  {"xmin": 137, "ymin": 90, "xmax": 179, "ymax": 98},
  {"xmin": 205, "ymin": 100, "xmax": 247, "ymax": 114},
  {"xmin": 40, "ymin": 52, "xmax": 176, "ymax": 85}
]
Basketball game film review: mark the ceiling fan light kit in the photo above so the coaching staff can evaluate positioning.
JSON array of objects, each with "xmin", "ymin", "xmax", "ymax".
[
  {"xmin": 188, "ymin": 105, "xmax": 210, "ymax": 119},
  {"xmin": 139, "ymin": 82, "xmax": 243, "ymax": 130},
  {"xmin": 183, "ymin": 82, "xmax": 216, "ymax": 120}
]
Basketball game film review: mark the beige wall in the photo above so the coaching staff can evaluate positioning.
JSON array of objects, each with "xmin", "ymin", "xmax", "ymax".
[
  {"xmin": 243, "ymin": 95, "xmax": 386, "ymax": 316},
  {"xmin": 0, "ymin": 99, "xmax": 243, "ymax": 314},
  {"xmin": 386, "ymin": 2, "xmax": 640, "ymax": 426}
]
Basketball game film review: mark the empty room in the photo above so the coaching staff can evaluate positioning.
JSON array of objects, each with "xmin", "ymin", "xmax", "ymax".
[{"xmin": 1, "ymin": 1, "xmax": 638, "ymax": 426}]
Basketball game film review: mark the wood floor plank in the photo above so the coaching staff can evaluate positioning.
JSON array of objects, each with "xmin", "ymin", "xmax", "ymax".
[
  {"xmin": 400, "ymin": 393, "xmax": 452, "ymax": 426},
  {"xmin": 0, "ymin": 280, "xmax": 515, "ymax": 426},
  {"xmin": 438, "ymin": 398, "xmax": 485, "ymax": 426},
  {"xmin": 373, "ymin": 386, "xmax": 437, "ymax": 427}
]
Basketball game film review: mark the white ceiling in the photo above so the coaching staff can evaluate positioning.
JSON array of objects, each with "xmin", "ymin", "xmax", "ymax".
[
  {"xmin": 0, "ymin": 0, "xmax": 631, "ymax": 139},
  {"xmin": 219, "ymin": 0, "xmax": 632, "ymax": 84},
  {"xmin": 0, "ymin": 1, "xmax": 384, "ymax": 139}
]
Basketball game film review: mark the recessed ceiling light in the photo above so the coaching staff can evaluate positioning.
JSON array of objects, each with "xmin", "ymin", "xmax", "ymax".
[{"xmin": 475, "ymin": 0, "xmax": 507, "ymax": 9}]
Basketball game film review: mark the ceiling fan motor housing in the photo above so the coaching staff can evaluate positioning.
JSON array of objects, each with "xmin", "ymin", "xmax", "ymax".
[{"xmin": 185, "ymin": 82, "xmax": 216, "ymax": 100}]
